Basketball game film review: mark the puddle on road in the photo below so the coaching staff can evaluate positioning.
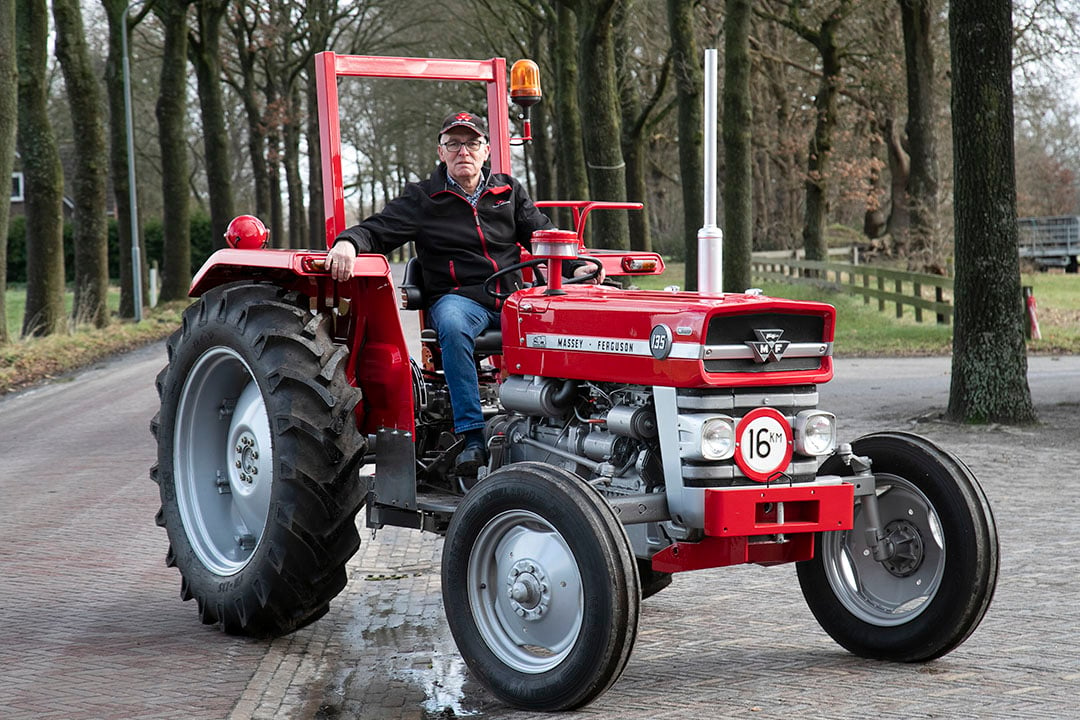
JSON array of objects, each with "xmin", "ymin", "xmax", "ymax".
[
  {"xmin": 316, "ymin": 570, "xmax": 493, "ymax": 719},
  {"xmin": 401, "ymin": 647, "xmax": 480, "ymax": 718}
]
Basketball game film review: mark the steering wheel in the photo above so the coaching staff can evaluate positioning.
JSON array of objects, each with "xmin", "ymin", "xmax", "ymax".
[{"xmin": 483, "ymin": 256, "xmax": 604, "ymax": 300}]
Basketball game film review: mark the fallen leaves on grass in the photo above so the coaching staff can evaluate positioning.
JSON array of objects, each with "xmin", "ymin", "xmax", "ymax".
[{"xmin": 0, "ymin": 302, "xmax": 187, "ymax": 396}]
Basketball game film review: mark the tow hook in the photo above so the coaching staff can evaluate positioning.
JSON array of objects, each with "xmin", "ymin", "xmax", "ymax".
[{"xmin": 835, "ymin": 443, "xmax": 895, "ymax": 563}]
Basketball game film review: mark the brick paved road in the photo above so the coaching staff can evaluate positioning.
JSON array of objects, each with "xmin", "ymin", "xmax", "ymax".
[{"xmin": 2, "ymin": 348, "xmax": 1078, "ymax": 719}]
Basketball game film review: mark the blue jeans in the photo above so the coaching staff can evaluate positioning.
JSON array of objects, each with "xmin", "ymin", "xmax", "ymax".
[{"xmin": 428, "ymin": 293, "xmax": 500, "ymax": 434}]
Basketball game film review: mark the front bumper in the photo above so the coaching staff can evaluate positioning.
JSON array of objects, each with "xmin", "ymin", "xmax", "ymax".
[{"xmin": 651, "ymin": 478, "xmax": 854, "ymax": 573}]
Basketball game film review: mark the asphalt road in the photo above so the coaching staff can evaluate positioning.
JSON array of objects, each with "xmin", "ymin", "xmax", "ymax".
[{"xmin": 1, "ymin": 341, "xmax": 1078, "ymax": 719}]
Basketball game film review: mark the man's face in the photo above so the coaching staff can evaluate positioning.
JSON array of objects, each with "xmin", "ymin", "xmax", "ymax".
[{"xmin": 437, "ymin": 128, "xmax": 490, "ymax": 187}]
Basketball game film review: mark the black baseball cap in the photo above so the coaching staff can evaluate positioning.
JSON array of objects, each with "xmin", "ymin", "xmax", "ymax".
[{"xmin": 438, "ymin": 111, "xmax": 488, "ymax": 139}]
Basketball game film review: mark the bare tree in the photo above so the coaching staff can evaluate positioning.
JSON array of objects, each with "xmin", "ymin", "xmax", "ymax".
[
  {"xmin": 947, "ymin": 0, "xmax": 1035, "ymax": 424},
  {"xmin": 723, "ymin": 0, "xmax": 753, "ymax": 292},
  {"xmin": 155, "ymin": 0, "xmax": 194, "ymax": 302},
  {"xmin": 763, "ymin": 0, "xmax": 856, "ymax": 263},
  {"xmin": 54, "ymin": 0, "xmax": 110, "ymax": 329},
  {"xmin": 0, "ymin": 0, "xmax": 16, "ymax": 344},
  {"xmin": 667, "ymin": 0, "xmax": 703, "ymax": 288},
  {"xmin": 227, "ymin": 1, "xmax": 272, "ymax": 220},
  {"xmin": 554, "ymin": 1, "xmax": 589, "ymax": 222},
  {"xmin": 750, "ymin": 21, "xmax": 804, "ymax": 251},
  {"xmin": 101, "ymin": 0, "xmax": 150, "ymax": 319},
  {"xmin": 190, "ymin": 0, "xmax": 235, "ymax": 251},
  {"xmin": 899, "ymin": 0, "xmax": 940, "ymax": 271},
  {"xmin": 576, "ymin": 0, "xmax": 631, "ymax": 249},
  {"xmin": 616, "ymin": 2, "xmax": 671, "ymax": 253},
  {"xmin": 16, "ymin": 0, "xmax": 66, "ymax": 337}
]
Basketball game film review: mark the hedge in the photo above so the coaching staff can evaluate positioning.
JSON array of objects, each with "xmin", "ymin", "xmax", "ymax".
[{"xmin": 5, "ymin": 211, "xmax": 215, "ymax": 284}]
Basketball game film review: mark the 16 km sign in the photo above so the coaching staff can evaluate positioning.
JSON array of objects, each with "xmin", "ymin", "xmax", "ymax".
[{"xmin": 734, "ymin": 407, "xmax": 793, "ymax": 482}]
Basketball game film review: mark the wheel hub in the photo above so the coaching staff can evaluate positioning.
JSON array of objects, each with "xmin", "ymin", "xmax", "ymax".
[
  {"xmin": 232, "ymin": 431, "xmax": 261, "ymax": 486},
  {"xmin": 506, "ymin": 559, "xmax": 551, "ymax": 620},
  {"xmin": 880, "ymin": 519, "xmax": 924, "ymax": 577}
]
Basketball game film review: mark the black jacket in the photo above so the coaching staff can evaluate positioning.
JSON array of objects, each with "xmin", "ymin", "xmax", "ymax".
[{"xmin": 334, "ymin": 164, "xmax": 556, "ymax": 310}]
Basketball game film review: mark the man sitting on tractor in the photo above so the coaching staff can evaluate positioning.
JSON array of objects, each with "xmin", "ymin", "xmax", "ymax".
[{"xmin": 325, "ymin": 110, "xmax": 601, "ymax": 477}]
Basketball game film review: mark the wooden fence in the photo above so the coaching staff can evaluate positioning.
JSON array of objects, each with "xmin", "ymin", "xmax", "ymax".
[{"xmin": 751, "ymin": 257, "xmax": 954, "ymax": 325}]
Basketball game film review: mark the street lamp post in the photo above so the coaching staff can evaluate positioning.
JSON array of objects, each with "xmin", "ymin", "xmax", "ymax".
[{"xmin": 121, "ymin": 1, "xmax": 144, "ymax": 322}]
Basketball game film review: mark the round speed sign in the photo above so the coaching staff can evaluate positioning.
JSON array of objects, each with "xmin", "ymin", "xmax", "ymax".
[{"xmin": 734, "ymin": 407, "xmax": 793, "ymax": 483}]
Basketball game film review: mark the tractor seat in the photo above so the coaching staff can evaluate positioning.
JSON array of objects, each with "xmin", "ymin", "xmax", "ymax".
[{"xmin": 402, "ymin": 258, "xmax": 502, "ymax": 355}]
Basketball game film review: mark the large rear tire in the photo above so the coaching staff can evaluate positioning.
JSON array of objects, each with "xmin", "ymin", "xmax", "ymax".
[
  {"xmin": 150, "ymin": 282, "xmax": 366, "ymax": 637},
  {"xmin": 442, "ymin": 462, "xmax": 640, "ymax": 711},
  {"xmin": 797, "ymin": 432, "xmax": 998, "ymax": 661}
]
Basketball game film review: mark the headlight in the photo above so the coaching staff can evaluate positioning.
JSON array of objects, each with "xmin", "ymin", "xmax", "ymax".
[
  {"xmin": 794, "ymin": 410, "xmax": 836, "ymax": 456},
  {"xmin": 701, "ymin": 417, "xmax": 735, "ymax": 460},
  {"xmin": 678, "ymin": 414, "xmax": 735, "ymax": 461}
]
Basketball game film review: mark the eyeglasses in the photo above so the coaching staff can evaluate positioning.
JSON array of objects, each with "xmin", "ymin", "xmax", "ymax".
[{"xmin": 440, "ymin": 139, "xmax": 486, "ymax": 153}]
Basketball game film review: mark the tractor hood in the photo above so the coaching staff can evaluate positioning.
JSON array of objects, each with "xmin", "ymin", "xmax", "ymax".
[{"xmin": 501, "ymin": 286, "xmax": 836, "ymax": 388}]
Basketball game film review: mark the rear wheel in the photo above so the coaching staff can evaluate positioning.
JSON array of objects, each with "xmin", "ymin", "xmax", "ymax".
[
  {"xmin": 150, "ymin": 282, "xmax": 366, "ymax": 637},
  {"xmin": 442, "ymin": 462, "xmax": 639, "ymax": 711},
  {"xmin": 797, "ymin": 432, "xmax": 998, "ymax": 661}
]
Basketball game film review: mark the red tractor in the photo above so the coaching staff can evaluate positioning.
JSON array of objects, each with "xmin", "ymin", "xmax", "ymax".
[{"xmin": 151, "ymin": 52, "xmax": 998, "ymax": 712}]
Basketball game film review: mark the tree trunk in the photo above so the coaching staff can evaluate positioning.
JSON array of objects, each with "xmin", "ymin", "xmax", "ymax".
[
  {"xmin": 528, "ymin": 16, "xmax": 554, "ymax": 205},
  {"xmin": 16, "ymin": 0, "xmax": 66, "ymax": 337},
  {"xmin": 615, "ymin": 4, "xmax": 648, "ymax": 252},
  {"xmin": 759, "ymin": 29, "xmax": 800, "ymax": 251},
  {"xmin": 265, "ymin": 83, "xmax": 284, "ymax": 249},
  {"xmin": 230, "ymin": 9, "xmax": 271, "ymax": 220},
  {"xmin": 553, "ymin": 2, "xmax": 589, "ymax": 230},
  {"xmin": 191, "ymin": 0, "xmax": 234, "ymax": 252},
  {"xmin": 900, "ymin": 0, "xmax": 940, "ymax": 271},
  {"xmin": 284, "ymin": 83, "xmax": 305, "ymax": 249},
  {"xmin": 101, "ymin": 0, "xmax": 148, "ymax": 319},
  {"xmin": 723, "ymin": 0, "xmax": 753, "ymax": 292},
  {"xmin": 0, "ymin": 0, "xmax": 16, "ymax": 344},
  {"xmin": 54, "ymin": 0, "xmax": 110, "ymax": 329},
  {"xmin": 667, "ymin": 0, "xmax": 703, "ymax": 289},
  {"xmin": 307, "ymin": 68, "xmax": 324, "ymax": 248},
  {"xmin": 802, "ymin": 18, "xmax": 841, "ymax": 262},
  {"xmin": 947, "ymin": 0, "xmax": 1035, "ymax": 424},
  {"xmin": 883, "ymin": 116, "xmax": 910, "ymax": 244},
  {"xmin": 622, "ymin": 131, "xmax": 649, "ymax": 252},
  {"xmin": 577, "ymin": 0, "xmax": 630, "ymax": 249},
  {"xmin": 155, "ymin": 0, "xmax": 192, "ymax": 302}
]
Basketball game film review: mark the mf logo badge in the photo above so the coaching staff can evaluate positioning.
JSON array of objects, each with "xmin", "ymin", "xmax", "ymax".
[{"xmin": 746, "ymin": 329, "xmax": 790, "ymax": 363}]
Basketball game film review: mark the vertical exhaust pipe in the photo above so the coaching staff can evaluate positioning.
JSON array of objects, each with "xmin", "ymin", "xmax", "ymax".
[{"xmin": 697, "ymin": 48, "xmax": 723, "ymax": 294}]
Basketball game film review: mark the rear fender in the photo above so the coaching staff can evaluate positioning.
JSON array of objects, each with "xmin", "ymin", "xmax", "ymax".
[{"xmin": 189, "ymin": 249, "xmax": 415, "ymax": 436}]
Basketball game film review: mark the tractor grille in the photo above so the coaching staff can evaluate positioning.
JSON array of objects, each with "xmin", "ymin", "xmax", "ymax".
[
  {"xmin": 703, "ymin": 312, "xmax": 827, "ymax": 373},
  {"xmin": 676, "ymin": 385, "xmax": 821, "ymax": 488}
]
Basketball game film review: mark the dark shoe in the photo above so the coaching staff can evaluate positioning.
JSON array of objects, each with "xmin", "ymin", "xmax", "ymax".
[{"xmin": 455, "ymin": 441, "xmax": 488, "ymax": 478}]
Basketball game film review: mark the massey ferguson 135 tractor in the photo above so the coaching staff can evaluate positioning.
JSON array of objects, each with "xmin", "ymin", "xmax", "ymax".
[{"xmin": 151, "ymin": 52, "xmax": 998, "ymax": 711}]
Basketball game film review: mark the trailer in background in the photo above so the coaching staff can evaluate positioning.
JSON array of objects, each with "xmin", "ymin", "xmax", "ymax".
[{"xmin": 1018, "ymin": 215, "xmax": 1080, "ymax": 272}]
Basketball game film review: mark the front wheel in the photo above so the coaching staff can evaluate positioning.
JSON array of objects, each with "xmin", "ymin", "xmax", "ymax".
[
  {"xmin": 797, "ymin": 432, "xmax": 998, "ymax": 661},
  {"xmin": 441, "ymin": 462, "xmax": 640, "ymax": 711}
]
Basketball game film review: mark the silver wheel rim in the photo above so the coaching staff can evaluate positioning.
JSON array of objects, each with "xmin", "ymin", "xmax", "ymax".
[
  {"xmin": 821, "ymin": 473, "xmax": 945, "ymax": 626},
  {"xmin": 467, "ymin": 509, "xmax": 583, "ymax": 674},
  {"xmin": 174, "ymin": 347, "xmax": 273, "ymax": 576}
]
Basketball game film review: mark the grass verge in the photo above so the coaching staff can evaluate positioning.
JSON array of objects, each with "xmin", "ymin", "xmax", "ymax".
[
  {"xmin": 2, "ymin": 286, "xmax": 186, "ymax": 396},
  {"xmin": 631, "ymin": 262, "xmax": 1080, "ymax": 356}
]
